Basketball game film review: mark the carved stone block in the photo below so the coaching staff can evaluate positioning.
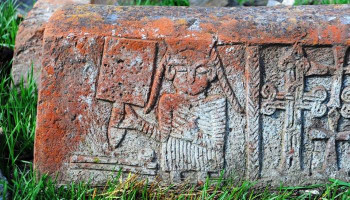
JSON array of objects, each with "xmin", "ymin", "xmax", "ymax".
[
  {"xmin": 35, "ymin": 5, "xmax": 350, "ymax": 186},
  {"xmin": 12, "ymin": 0, "xmax": 91, "ymax": 87}
]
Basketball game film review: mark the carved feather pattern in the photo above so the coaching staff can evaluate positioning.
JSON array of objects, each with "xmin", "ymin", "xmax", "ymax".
[{"xmin": 162, "ymin": 96, "xmax": 226, "ymax": 172}]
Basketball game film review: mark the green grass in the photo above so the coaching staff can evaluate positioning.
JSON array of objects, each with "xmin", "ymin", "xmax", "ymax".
[
  {"xmin": 0, "ymin": 67, "xmax": 37, "ymax": 173},
  {"xmin": 1, "ymin": 0, "xmax": 350, "ymax": 199},
  {"xmin": 3, "ymin": 166, "xmax": 350, "ymax": 199},
  {"xmin": 236, "ymin": 0, "xmax": 253, "ymax": 6},
  {"xmin": 0, "ymin": 0, "xmax": 36, "ymax": 177},
  {"xmin": 0, "ymin": 0, "xmax": 21, "ymax": 49}
]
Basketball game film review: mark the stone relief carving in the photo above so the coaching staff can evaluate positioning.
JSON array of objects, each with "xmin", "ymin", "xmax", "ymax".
[
  {"xmin": 309, "ymin": 109, "xmax": 350, "ymax": 175},
  {"xmin": 69, "ymin": 37, "xmax": 350, "ymax": 182},
  {"xmin": 113, "ymin": 40, "xmax": 243, "ymax": 181},
  {"xmin": 341, "ymin": 86, "xmax": 350, "ymax": 119},
  {"xmin": 308, "ymin": 46, "xmax": 350, "ymax": 175},
  {"xmin": 245, "ymin": 45, "xmax": 261, "ymax": 180},
  {"xmin": 261, "ymin": 45, "xmax": 330, "ymax": 172},
  {"xmin": 70, "ymin": 38, "xmax": 244, "ymax": 182},
  {"xmin": 261, "ymin": 44, "xmax": 350, "ymax": 176}
]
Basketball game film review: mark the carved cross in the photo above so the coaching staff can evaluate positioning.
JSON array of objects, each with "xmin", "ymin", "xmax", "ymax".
[
  {"xmin": 307, "ymin": 46, "xmax": 349, "ymax": 174},
  {"xmin": 261, "ymin": 45, "xmax": 349, "ymax": 172},
  {"xmin": 261, "ymin": 83, "xmax": 328, "ymax": 172},
  {"xmin": 261, "ymin": 45, "xmax": 328, "ymax": 172},
  {"xmin": 261, "ymin": 85, "xmax": 327, "ymax": 118},
  {"xmin": 310, "ymin": 109, "xmax": 350, "ymax": 174}
]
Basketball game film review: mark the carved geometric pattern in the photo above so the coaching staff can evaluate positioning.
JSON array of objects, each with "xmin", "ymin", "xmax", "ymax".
[
  {"xmin": 245, "ymin": 45, "xmax": 261, "ymax": 180},
  {"xmin": 341, "ymin": 86, "xmax": 350, "ymax": 118},
  {"xmin": 310, "ymin": 117, "xmax": 350, "ymax": 173},
  {"xmin": 67, "ymin": 38, "xmax": 349, "ymax": 182},
  {"xmin": 260, "ymin": 45, "xmax": 350, "ymax": 175},
  {"xmin": 309, "ymin": 46, "xmax": 349, "ymax": 174},
  {"xmin": 261, "ymin": 84, "xmax": 328, "ymax": 117},
  {"xmin": 35, "ymin": 5, "xmax": 350, "ymax": 186}
]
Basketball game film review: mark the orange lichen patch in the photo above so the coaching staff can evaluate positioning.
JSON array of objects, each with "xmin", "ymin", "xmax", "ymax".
[
  {"xmin": 96, "ymin": 38, "xmax": 157, "ymax": 106},
  {"xmin": 45, "ymin": 65, "xmax": 55, "ymax": 76},
  {"xmin": 35, "ymin": 35, "xmax": 105, "ymax": 177},
  {"xmin": 70, "ymin": 12, "xmax": 103, "ymax": 21},
  {"xmin": 319, "ymin": 25, "xmax": 345, "ymax": 44},
  {"xmin": 176, "ymin": 19, "xmax": 187, "ymax": 25},
  {"xmin": 149, "ymin": 18, "xmax": 176, "ymax": 37},
  {"xmin": 113, "ymin": 6, "xmax": 123, "ymax": 12},
  {"xmin": 36, "ymin": 4, "xmax": 350, "ymax": 185},
  {"xmin": 44, "ymin": 5, "xmax": 350, "ymax": 46},
  {"xmin": 307, "ymin": 28, "xmax": 320, "ymax": 45}
]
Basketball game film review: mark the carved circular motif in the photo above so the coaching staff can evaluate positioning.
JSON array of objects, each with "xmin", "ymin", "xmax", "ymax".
[
  {"xmin": 341, "ymin": 104, "xmax": 350, "ymax": 119},
  {"xmin": 341, "ymin": 87, "xmax": 350, "ymax": 103},
  {"xmin": 261, "ymin": 102, "xmax": 276, "ymax": 116},
  {"xmin": 311, "ymin": 102, "xmax": 327, "ymax": 118},
  {"xmin": 261, "ymin": 83, "xmax": 277, "ymax": 100},
  {"xmin": 311, "ymin": 86, "xmax": 327, "ymax": 102}
]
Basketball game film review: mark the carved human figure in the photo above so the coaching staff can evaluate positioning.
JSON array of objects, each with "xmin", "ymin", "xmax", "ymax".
[{"xmin": 112, "ymin": 41, "xmax": 241, "ymax": 182}]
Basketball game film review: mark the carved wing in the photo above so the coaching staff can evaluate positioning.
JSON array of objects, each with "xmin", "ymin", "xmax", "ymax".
[{"xmin": 196, "ymin": 96, "xmax": 227, "ymax": 149}]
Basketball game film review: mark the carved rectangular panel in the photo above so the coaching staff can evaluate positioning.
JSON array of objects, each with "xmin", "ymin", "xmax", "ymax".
[
  {"xmin": 35, "ymin": 5, "xmax": 350, "ymax": 186},
  {"xmin": 96, "ymin": 38, "xmax": 157, "ymax": 106}
]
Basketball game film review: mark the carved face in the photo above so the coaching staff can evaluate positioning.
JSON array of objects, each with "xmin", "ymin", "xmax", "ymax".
[{"xmin": 166, "ymin": 50, "xmax": 216, "ymax": 96}]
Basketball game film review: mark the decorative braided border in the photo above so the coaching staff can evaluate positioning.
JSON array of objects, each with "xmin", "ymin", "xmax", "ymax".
[{"xmin": 245, "ymin": 45, "xmax": 261, "ymax": 180}]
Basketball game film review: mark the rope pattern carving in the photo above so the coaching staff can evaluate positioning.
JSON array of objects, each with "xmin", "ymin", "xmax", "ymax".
[{"xmin": 245, "ymin": 45, "xmax": 261, "ymax": 180}]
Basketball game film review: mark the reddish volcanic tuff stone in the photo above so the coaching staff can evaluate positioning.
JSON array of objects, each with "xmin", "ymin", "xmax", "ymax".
[
  {"xmin": 36, "ymin": 5, "xmax": 350, "ymax": 186},
  {"xmin": 12, "ymin": 0, "xmax": 90, "ymax": 87},
  {"xmin": 12, "ymin": 0, "xmax": 136, "ymax": 87}
]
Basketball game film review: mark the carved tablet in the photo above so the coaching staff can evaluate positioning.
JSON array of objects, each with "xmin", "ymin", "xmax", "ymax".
[{"xmin": 35, "ymin": 5, "xmax": 350, "ymax": 186}]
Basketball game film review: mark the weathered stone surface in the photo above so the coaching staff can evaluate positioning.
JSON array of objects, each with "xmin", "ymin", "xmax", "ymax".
[
  {"xmin": 189, "ymin": 0, "xmax": 229, "ymax": 6},
  {"xmin": 35, "ymin": 5, "xmax": 350, "ymax": 186},
  {"xmin": 0, "ymin": 130, "xmax": 6, "ymax": 200},
  {"xmin": 91, "ymin": 0, "xmax": 133, "ymax": 5},
  {"xmin": 0, "ymin": 170, "xmax": 7, "ymax": 200},
  {"xmin": 12, "ymin": 0, "xmax": 90, "ymax": 87},
  {"xmin": 12, "ymin": 0, "xmax": 159, "ymax": 87},
  {"xmin": 266, "ymin": 0, "xmax": 294, "ymax": 6},
  {"xmin": 91, "ymin": 0, "xmax": 118, "ymax": 5},
  {"xmin": 13, "ymin": 0, "xmax": 36, "ymax": 15}
]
